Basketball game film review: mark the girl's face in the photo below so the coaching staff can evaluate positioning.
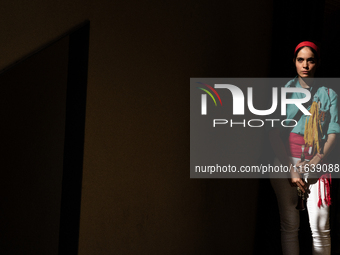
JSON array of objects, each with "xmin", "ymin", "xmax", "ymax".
[{"xmin": 295, "ymin": 47, "xmax": 317, "ymax": 78}]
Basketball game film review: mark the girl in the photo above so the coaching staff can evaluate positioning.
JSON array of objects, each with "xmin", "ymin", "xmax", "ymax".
[{"xmin": 269, "ymin": 41, "xmax": 340, "ymax": 255}]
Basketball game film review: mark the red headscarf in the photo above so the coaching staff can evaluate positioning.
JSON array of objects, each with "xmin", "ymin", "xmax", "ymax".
[{"xmin": 294, "ymin": 41, "xmax": 320, "ymax": 58}]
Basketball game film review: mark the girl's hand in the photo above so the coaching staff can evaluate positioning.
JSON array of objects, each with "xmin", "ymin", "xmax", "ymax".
[
  {"xmin": 289, "ymin": 176, "xmax": 307, "ymax": 193},
  {"xmin": 289, "ymin": 163, "xmax": 307, "ymax": 192},
  {"xmin": 295, "ymin": 156, "xmax": 322, "ymax": 173}
]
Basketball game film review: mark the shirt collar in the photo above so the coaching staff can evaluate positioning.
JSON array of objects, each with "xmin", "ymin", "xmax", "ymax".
[{"xmin": 294, "ymin": 76, "xmax": 315, "ymax": 92}]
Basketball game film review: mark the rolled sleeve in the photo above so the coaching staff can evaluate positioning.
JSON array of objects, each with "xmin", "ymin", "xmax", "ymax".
[{"xmin": 327, "ymin": 90, "xmax": 340, "ymax": 134}]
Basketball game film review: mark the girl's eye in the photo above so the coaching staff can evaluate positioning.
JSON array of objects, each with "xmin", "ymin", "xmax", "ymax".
[{"xmin": 297, "ymin": 58, "xmax": 303, "ymax": 62}]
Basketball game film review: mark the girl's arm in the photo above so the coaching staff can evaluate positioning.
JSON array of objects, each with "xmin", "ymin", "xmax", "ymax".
[
  {"xmin": 298, "ymin": 133, "xmax": 337, "ymax": 167},
  {"xmin": 268, "ymin": 128, "xmax": 307, "ymax": 192}
]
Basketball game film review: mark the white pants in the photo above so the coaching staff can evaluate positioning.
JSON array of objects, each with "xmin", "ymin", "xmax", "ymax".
[{"xmin": 270, "ymin": 157, "xmax": 331, "ymax": 255}]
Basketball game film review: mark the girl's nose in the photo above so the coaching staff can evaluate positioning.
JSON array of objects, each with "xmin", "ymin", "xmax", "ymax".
[{"xmin": 303, "ymin": 61, "xmax": 309, "ymax": 69}]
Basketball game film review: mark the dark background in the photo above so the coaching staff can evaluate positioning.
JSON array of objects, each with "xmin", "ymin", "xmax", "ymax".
[
  {"xmin": 0, "ymin": 37, "xmax": 69, "ymax": 255},
  {"xmin": 1, "ymin": 0, "xmax": 340, "ymax": 254}
]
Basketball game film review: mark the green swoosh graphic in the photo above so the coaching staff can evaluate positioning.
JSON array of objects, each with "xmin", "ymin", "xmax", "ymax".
[{"xmin": 198, "ymin": 87, "xmax": 217, "ymax": 106}]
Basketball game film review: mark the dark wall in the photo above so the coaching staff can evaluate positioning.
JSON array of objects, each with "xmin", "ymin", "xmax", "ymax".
[
  {"xmin": 0, "ymin": 37, "xmax": 69, "ymax": 254},
  {"xmin": 0, "ymin": 0, "xmax": 274, "ymax": 254}
]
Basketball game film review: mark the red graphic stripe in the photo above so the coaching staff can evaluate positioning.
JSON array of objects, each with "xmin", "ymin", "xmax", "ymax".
[{"xmin": 202, "ymin": 83, "xmax": 222, "ymax": 106}]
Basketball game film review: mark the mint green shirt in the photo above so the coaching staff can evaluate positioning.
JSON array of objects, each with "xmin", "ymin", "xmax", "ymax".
[{"xmin": 269, "ymin": 78, "xmax": 340, "ymax": 140}]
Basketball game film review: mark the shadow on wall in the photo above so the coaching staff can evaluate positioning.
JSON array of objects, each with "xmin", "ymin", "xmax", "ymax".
[{"xmin": 0, "ymin": 22, "xmax": 89, "ymax": 255}]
